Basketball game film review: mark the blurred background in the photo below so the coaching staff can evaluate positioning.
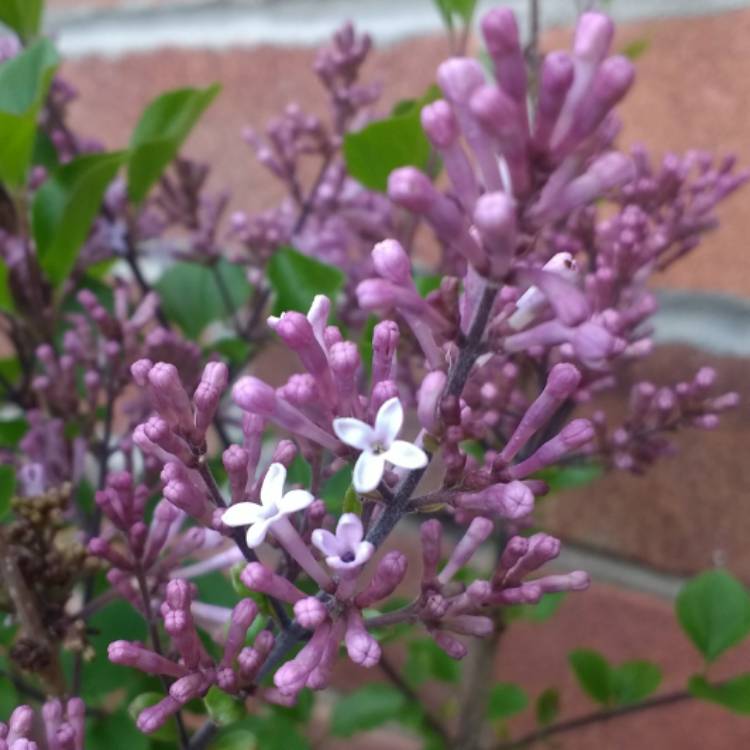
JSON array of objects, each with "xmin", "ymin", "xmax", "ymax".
[{"xmin": 42, "ymin": 0, "xmax": 750, "ymax": 746}]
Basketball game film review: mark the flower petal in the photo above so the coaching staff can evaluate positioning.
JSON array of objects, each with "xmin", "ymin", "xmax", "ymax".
[
  {"xmin": 352, "ymin": 452, "xmax": 385, "ymax": 493},
  {"xmin": 384, "ymin": 440, "xmax": 428, "ymax": 470},
  {"xmin": 333, "ymin": 417, "xmax": 374, "ymax": 450},
  {"xmin": 260, "ymin": 462, "xmax": 287, "ymax": 508},
  {"xmin": 221, "ymin": 502, "xmax": 264, "ymax": 527},
  {"xmin": 307, "ymin": 294, "xmax": 330, "ymax": 348},
  {"xmin": 374, "ymin": 396, "xmax": 403, "ymax": 445},
  {"xmin": 352, "ymin": 541, "xmax": 375, "ymax": 567},
  {"xmin": 311, "ymin": 528, "xmax": 343, "ymax": 557},
  {"xmin": 336, "ymin": 513, "xmax": 364, "ymax": 547},
  {"xmin": 245, "ymin": 520, "xmax": 271, "ymax": 548},
  {"xmin": 278, "ymin": 489, "xmax": 314, "ymax": 515}
]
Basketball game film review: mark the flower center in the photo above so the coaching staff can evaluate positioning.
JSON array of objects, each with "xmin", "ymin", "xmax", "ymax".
[
  {"xmin": 371, "ymin": 442, "xmax": 387, "ymax": 455},
  {"xmin": 340, "ymin": 550, "xmax": 355, "ymax": 563}
]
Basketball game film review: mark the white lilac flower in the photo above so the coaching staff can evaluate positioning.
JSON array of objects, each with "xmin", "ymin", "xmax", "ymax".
[
  {"xmin": 333, "ymin": 397, "xmax": 428, "ymax": 493},
  {"xmin": 221, "ymin": 462, "xmax": 313, "ymax": 548},
  {"xmin": 311, "ymin": 513, "xmax": 374, "ymax": 571}
]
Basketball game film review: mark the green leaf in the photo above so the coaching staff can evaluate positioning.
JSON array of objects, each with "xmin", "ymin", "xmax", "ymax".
[
  {"xmin": 535, "ymin": 688, "xmax": 560, "ymax": 726},
  {"xmin": 343, "ymin": 106, "xmax": 432, "ymax": 192},
  {"xmin": 0, "ymin": 464, "xmax": 15, "ymax": 520},
  {"xmin": 211, "ymin": 729, "xmax": 257, "ymax": 750},
  {"xmin": 210, "ymin": 337, "xmax": 251, "ymax": 369},
  {"xmin": 267, "ymin": 246, "xmax": 344, "ymax": 316},
  {"xmin": 204, "ymin": 686, "xmax": 245, "ymax": 727},
  {"xmin": 621, "ymin": 38, "xmax": 650, "ymax": 61},
  {"xmin": 320, "ymin": 465, "xmax": 353, "ymax": 513},
  {"xmin": 127, "ymin": 693, "xmax": 178, "ymax": 743},
  {"xmin": 249, "ymin": 715, "xmax": 309, "ymax": 750},
  {"xmin": 0, "ymin": 0, "xmax": 43, "ymax": 40},
  {"xmin": 0, "ymin": 261, "xmax": 12, "ymax": 311},
  {"xmin": 0, "ymin": 416, "xmax": 26, "ymax": 448},
  {"xmin": 487, "ymin": 683, "xmax": 528, "ymax": 720},
  {"xmin": 127, "ymin": 84, "xmax": 220, "ymax": 203},
  {"xmin": 535, "ymin": 462, "xmax": 603, "ymax": 494},
  {"xmin": 611, "ymin": 660, "xmax": 661, "ymax": 705},
  {"xmin": 688, "ymin": 674, "xmax": 750, "ymax": 715},
  {"xmin": 155, "ymin": 259, "xmax": 251, "ymax": 338},
  {"xmin": 32, "ymin": 150, "xmax": 127, "ymax": 285},
  {"xmin": 330, "ymin": 684, "xmax": 406, "ymax": 737},
  {"xmin": 86, "ymin": 707, "xmax": 149, "ymax": 750},
  {"xmin": 676, "ymin": 569, "xmax": 750, "ymax": 662},
  {"xmin": 414, "ymin": 272, "xmax": 442, "ymax": 297},
  {"xmin": 405, "ymin": 638, "xmax": 461, "ymax": 687},
  {"xmin": 0, "ymin": 37, "xmax": 58, "ymax": 186},
  {"xmin": 432, "ymin": 0, "xmax": 478, "ymax": 30},
  {"xmin": 569, "ymin": 649, "xmax": 612, "ymax": 705}
]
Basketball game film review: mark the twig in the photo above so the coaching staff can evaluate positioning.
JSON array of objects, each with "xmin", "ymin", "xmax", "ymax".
[
  {"xmin": 187, "ymin": 719, "xmax": 219, "ymax": 750},
  {"xmin": 495, "ymin": 689, "xmax": 695, "ymax": 749},
  {"xmin": 379, "ymin": 653, "xmax": 450, "ymax": 744}
]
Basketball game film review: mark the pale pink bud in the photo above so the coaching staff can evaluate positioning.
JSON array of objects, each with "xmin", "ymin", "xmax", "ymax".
[
  {"xmin": 345, "ymin": 611, "xmax": 381, "ymax": 668},
  {"xmin": 372, "ymin": 239, "xmax": 413, "ymax": 286},
  {"xmin": 355, "ymin": 550, "xmax": 408, "ymax": 608},
  {"xmin": 480, "ymin": 7, "xmax": 527, "ymax": 104},
  {"xmin": 108, "ymin": 641, "xmax": 187, "ymax": 678},
  {"xmin": 421, "ymin": 99, "xmax": 459, "ymax": 147},
  {"xmin": 294, "ymin": 597, "xmax": 328, "ymax": 629},
  {"xmin": 417, "ymin": 370, "xmax": 447, "ymax": 433},
  {"xmin": 420, "ymin": 519, "xmax": 442, "ymax": 583},
  {"xmin": 241, "ymin": 562, "xmax": 306, "ymax": 604},
  {"xmin": 193, "ymin": 361, "xmax": 228, "ymax": 435},
  {"xmin": 438, "ymin": 516, "xmax": 494, "ymax": 584}
]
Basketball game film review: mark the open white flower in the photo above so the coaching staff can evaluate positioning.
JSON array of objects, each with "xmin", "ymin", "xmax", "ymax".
[
  {"xmin": 333, "ymin": 397, "xmax": 428, "ymax": 493},
  {"xmin": 221, "ymin": 462, "xmax": 313, "ymax": 548},
  {"xmin": 312, "ymin": 513, "xmax": 374, "ymax": 571}
]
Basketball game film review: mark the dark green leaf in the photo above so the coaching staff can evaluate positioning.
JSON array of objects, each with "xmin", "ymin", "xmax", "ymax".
[
  {"xmin": 87, "ymin": 707, "xmax": 149, "ymax": 750},
  {"xmin": 210, "ymin": 337, "xmax": 251, "ymax": 369},
  {"xmin": 0, "ymin": 0, "xmax": 43, "ymax": 40},
  {"xmin": 688, "ymin": 674, "xmax": 750, "ymax": 715},
  {"xmin": 676, "ymin": 570, "xmax": 750, "ymax": 662},
  {"xmin": 0, "ymin": 37, "xmax": 58, "ymax": 186},
  {"xmin": 414, "ymin": 273, "xmax": 442, "ymax": 297},
  {"xmin": 330, "ymin": 684, "xmax": 406, "ymax": 737},
  {"xmin": 405, "ymin": 638, "xmax": 461, "ymax": 687},
  {"xmin": 535, "ymin": 688, "xmax": 560, "ymax": 726},
  {"xmin": 204, "ymin": 686, "xmax": 245, "ymax": 727},
  {"xmin": 0, "ymin": 261, "xmax": 12, "ymax": 311},
  {"xmin": 194, "ymin": 570, "xmax": 238, "ymax": 608},
  {"xmin": 611, "ymin": 660, "xmax": 661, "ymax": 705},
  {"xmin": 128, "ymin": 693, "xmax": 178, "ymax": 743},
  {"xmin": 320, "ymin": 465, "xmax": 353, "ymax": 513},
  {"xmin": 33, "ymin": 150, "xmax": 127, "ymax": 285},
  {"xmin": 343, "ymin": 108, "xmax": 432, "ymax": 192},
  {"xmin": 0, "ymin": 464, "xmax": 15, "ymax": 520},
  {"xmin": 569, "ymin": 649, "xmax": 612, "ymax": 705},
  {"xmin": 487, "ymin": 682, "xmax": 528, "ymax": 720},
  {"xmin": 250, "ymin": 715, "xmax": 309, "ymax": 750},
  {"xmin": 267, "ymin": 246, "xmax": 344, "ymax": 316},
  {"xmin": 155, "ymin": 259, "xmax": 251, "ymax": 338},
  {"xmin": 211, "ymin": 729, "xmax": 257, "ymax": 750},
  {"xmin": 127, "ymin": 84, "xmax": 220, "ymax": 203}
]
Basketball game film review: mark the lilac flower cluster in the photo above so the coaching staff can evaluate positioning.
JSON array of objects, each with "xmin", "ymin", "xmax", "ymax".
[{"xmin": 0, "ymin": 700, "xmax": 84, "ymax": 750}]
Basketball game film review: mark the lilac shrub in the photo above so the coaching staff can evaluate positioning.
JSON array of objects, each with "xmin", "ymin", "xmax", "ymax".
[{"xmin": 0, "ymin": 1, "xmax": 748, "ymax": 748}]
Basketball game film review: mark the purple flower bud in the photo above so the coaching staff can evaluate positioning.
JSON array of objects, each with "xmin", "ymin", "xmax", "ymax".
[
  {"xmin": 294, "ymin": 597, "xmax": 328, "ymax": 629},
  {"xmin": 223, "ymin": 445, "xmax": 249, "ymax": 503},
  {"xmin": 193, "ymin": 361, "xmax": 228, "ymax": 435},
  {"xmin": 136, "ymin": 697, "xmax": 181, "ymax": 734},
  {"xmin": 222, "ymin": 599, "xmax": 258, "ymax": 666},
  {"xmin": 88, "ymin": 537, "xmax": 134, "ymax": 571},
  {"xmin": 533, "ymin": 52, "xmax": 574, "ymax": 151},
  {"xmin": 241, "ymin": 561, "xmax": 306, "ymax": 604},
  {"xmin": 574, "ymin": 12, "xmax": 614, "ymax": 65},
  {"xmin": 355, "ymin": 550, "xmax": 408, "ymax": 607},
  {"xmin": 274, "ymin": 622, "xmax": 331, "ymax": 695},
  {"xmin": 329, "ymin": 342, "xmax": 361, "ymax": 414},
  {"xmin": 431, "ymin": 630, "xmax": 468, "ymax": 659},
  {"xmin": 417, "ymin": 370, "xmax": 447, "ymax": 434},
  {"xmin": 571, "ymin": 320, "xmax": 626, "ymax": 366},
  {"xmin": 108, "ymin": 640, "xmax": 187, "ymax": 678},
  {"xmin": 420, "ymin": 519, "xmax": 443, "ymax": 583},
  {"xmin": 493, "ymin": 535, "xmax": 529, "ymax": 586},
  {"xmin": 148, "ymin": 362, "xmax": 194, "ymax": 433},
  {"xmin": 7, "ymin": 706, "xmax": 32, "ymax": 742},
  {"xmin": 455, "ymin": 480, "xmax": 534, "ymax": 520},
  {"xmin": 510, "ymin": 419, "xmax": 595, "ymax": 478},
  {"xmin": 535, "ymin": 571, "xmax": 590, "ymax": 593},
  {"xmin": 388, "ymin": 168, "xmax": 436, "ymax": 214},
  {"xmin": 421, "ymin": 99, "xmax": 459, "ymax": 147},
  {"xmin": 274, "ymin": 311, "xmax": 331, "ymax": 383},
  {"xmin": 130, "ymin": 358, "xmax": 153, "ymax": 387},
  {"xmin": 371, "ymin": 320, "xmax": 399, "ymax": 388},
  {"xmin": 506, "ymin": 533, "xmax": 561, "ymax": 584},
  {"xmin": 500, "ymin": 363, "xmax": 582, "ymax": 462},
  {"xmin": 473, "ymin": 192, "xmax": 517, "ymax": 275},
  {"xmin": 480, "ymin": 7, "xmax": 527, "ymax": 105},
  {"xmin": 444, "ymin": 614, "xmax": 494, "ymax": 637},
  {"xmin": 372, "ymin": 239, "xmax": 413, "ymax": 286},
  {"xmin": 438, "ymin": 516, "xmax": 494, "ymax": 583},
  {"xmin": 345, "ymin": 611, "xmax": 381, "ymax": 668}
]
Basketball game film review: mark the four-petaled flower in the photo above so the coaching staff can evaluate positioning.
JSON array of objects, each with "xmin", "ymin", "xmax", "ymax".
[
  {"xmin": 222, "ymin": 462, "xmax": 313, "ymax": 548},
  {"xmin": 333, "ymin": 397, "xmax": 428, "ymax": 493},
  {"xmin": 312, "ymin": 513, "xmax": 374, "ymax": 571}
]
